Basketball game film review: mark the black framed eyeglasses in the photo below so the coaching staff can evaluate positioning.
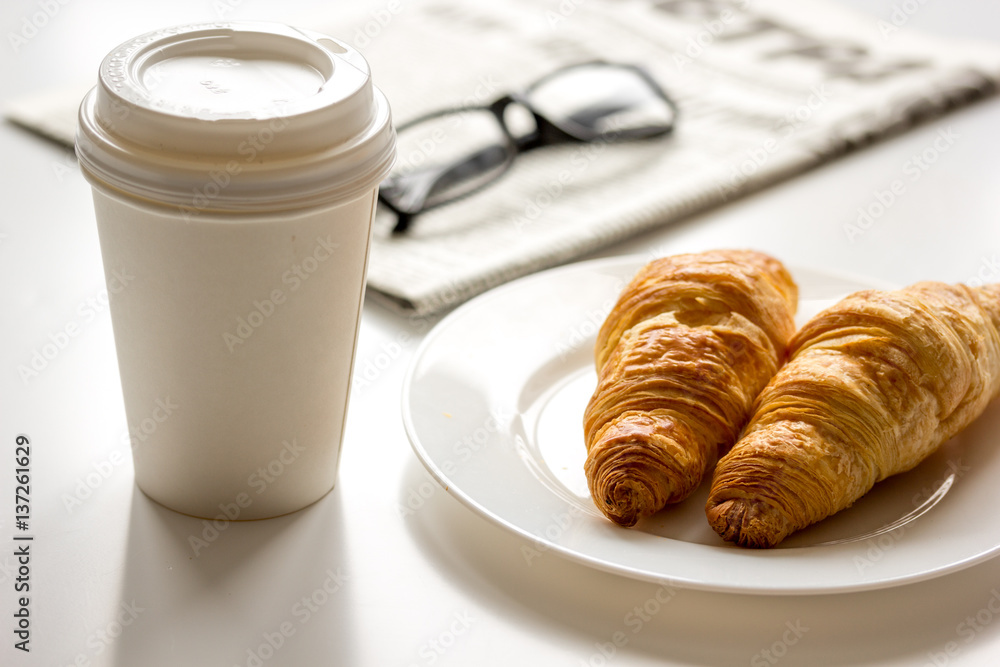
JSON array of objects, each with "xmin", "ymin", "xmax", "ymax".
[{"xmin": 378, "ymin": 61, "xmax": 678, "ymax": 234}]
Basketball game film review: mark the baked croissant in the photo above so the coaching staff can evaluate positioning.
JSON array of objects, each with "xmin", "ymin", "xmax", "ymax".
[
  {"xmin": 707, "ymin": 282, "xmax": 1000, "ymax": 548},
  {"xmin": 583, "ymin": 250, "xmax": 798, "ymax": 527}
]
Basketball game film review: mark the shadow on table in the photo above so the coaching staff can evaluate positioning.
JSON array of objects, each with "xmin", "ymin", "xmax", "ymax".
[
  {"xmin": 401, "ymin": 447, "xmax": 1000, "ymax": 667},
  {"xmin": 109, "ymin": 483, "xmax": 355, "ymax": 667}
]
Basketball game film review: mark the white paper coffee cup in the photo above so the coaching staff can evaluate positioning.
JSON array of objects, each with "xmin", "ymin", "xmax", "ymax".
[{"xmin": 76, "ymin": 22, "xmax": 395, "ymax": 519}]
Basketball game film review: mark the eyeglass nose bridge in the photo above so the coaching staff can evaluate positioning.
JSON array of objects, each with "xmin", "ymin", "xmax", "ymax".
[{"xmin": 487, "ymin": 93, "xmax": 588, "ymax": 155}]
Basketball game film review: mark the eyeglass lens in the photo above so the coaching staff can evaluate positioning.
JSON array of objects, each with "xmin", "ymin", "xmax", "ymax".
[
  {"xmin": 379, "ymin": 63, "xmax": 675, "ymax": 225},
  {"xmin": 380, "ymin": 109, "xmax": 514, "ymax": 216},
  {"xmin": 525, "ymin": 64, "xmax": 677, "ymax": 140}
]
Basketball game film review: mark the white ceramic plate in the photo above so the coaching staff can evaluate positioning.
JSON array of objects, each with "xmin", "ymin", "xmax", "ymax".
[{"xmin": 401, "ymin": 255, "xmax": 1000, "ymax": 595}]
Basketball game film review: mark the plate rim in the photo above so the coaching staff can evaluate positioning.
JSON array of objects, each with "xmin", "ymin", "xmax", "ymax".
[{"xmin": 400, "ymin": 253, "xmax": 1000, "ymax": 595}]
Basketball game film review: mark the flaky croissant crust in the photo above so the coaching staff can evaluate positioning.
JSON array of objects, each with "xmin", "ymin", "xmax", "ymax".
[
  {"xmin": 584, "ymin": 250, "xmax": 798, "ymax": 527},
  {"xmin": 707, "ymin": 282, "xmax": 1000, "ymax": 548}
]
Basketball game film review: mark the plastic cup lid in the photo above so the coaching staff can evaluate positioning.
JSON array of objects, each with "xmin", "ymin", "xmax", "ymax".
[{"xmin": 76, "ymin": 22, "xmax": 396, "ymax": 213}]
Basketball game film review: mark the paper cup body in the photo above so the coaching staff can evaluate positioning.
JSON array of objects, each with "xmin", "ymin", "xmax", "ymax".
[{"xmin": 76, "ymin": 22, "xmax": 395, "ymax": 519}]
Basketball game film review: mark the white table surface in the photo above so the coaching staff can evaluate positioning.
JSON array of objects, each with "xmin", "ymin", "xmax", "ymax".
[{"xmin": 4, "ymin": 1, "xmax": 1000, "ymax": 665}]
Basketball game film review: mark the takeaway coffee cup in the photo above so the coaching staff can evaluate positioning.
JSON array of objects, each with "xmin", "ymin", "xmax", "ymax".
[{"xmin": 76, "ymin": 22, "xmax": 395, "ymax": 519}]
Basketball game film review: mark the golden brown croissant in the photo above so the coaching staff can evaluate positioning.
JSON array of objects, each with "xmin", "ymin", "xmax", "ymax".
[
  {"xmin": 707, "ymin": 282, "xmax": 1000, "ymax": 548},
  {"xmin": 583, "ymin": 249, "xmax": 798, "ymax": 527}
]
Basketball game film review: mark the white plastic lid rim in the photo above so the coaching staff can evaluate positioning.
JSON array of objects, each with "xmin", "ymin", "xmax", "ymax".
[{"xmin": 76, "ymin": 22, "xmax": 396, "ymax": 214}]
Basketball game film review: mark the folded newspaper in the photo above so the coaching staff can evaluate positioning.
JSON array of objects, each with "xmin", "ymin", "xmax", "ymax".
[{"xmin": 9, "ymin": 0, "xmax": 1000, "ymax": 315}]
